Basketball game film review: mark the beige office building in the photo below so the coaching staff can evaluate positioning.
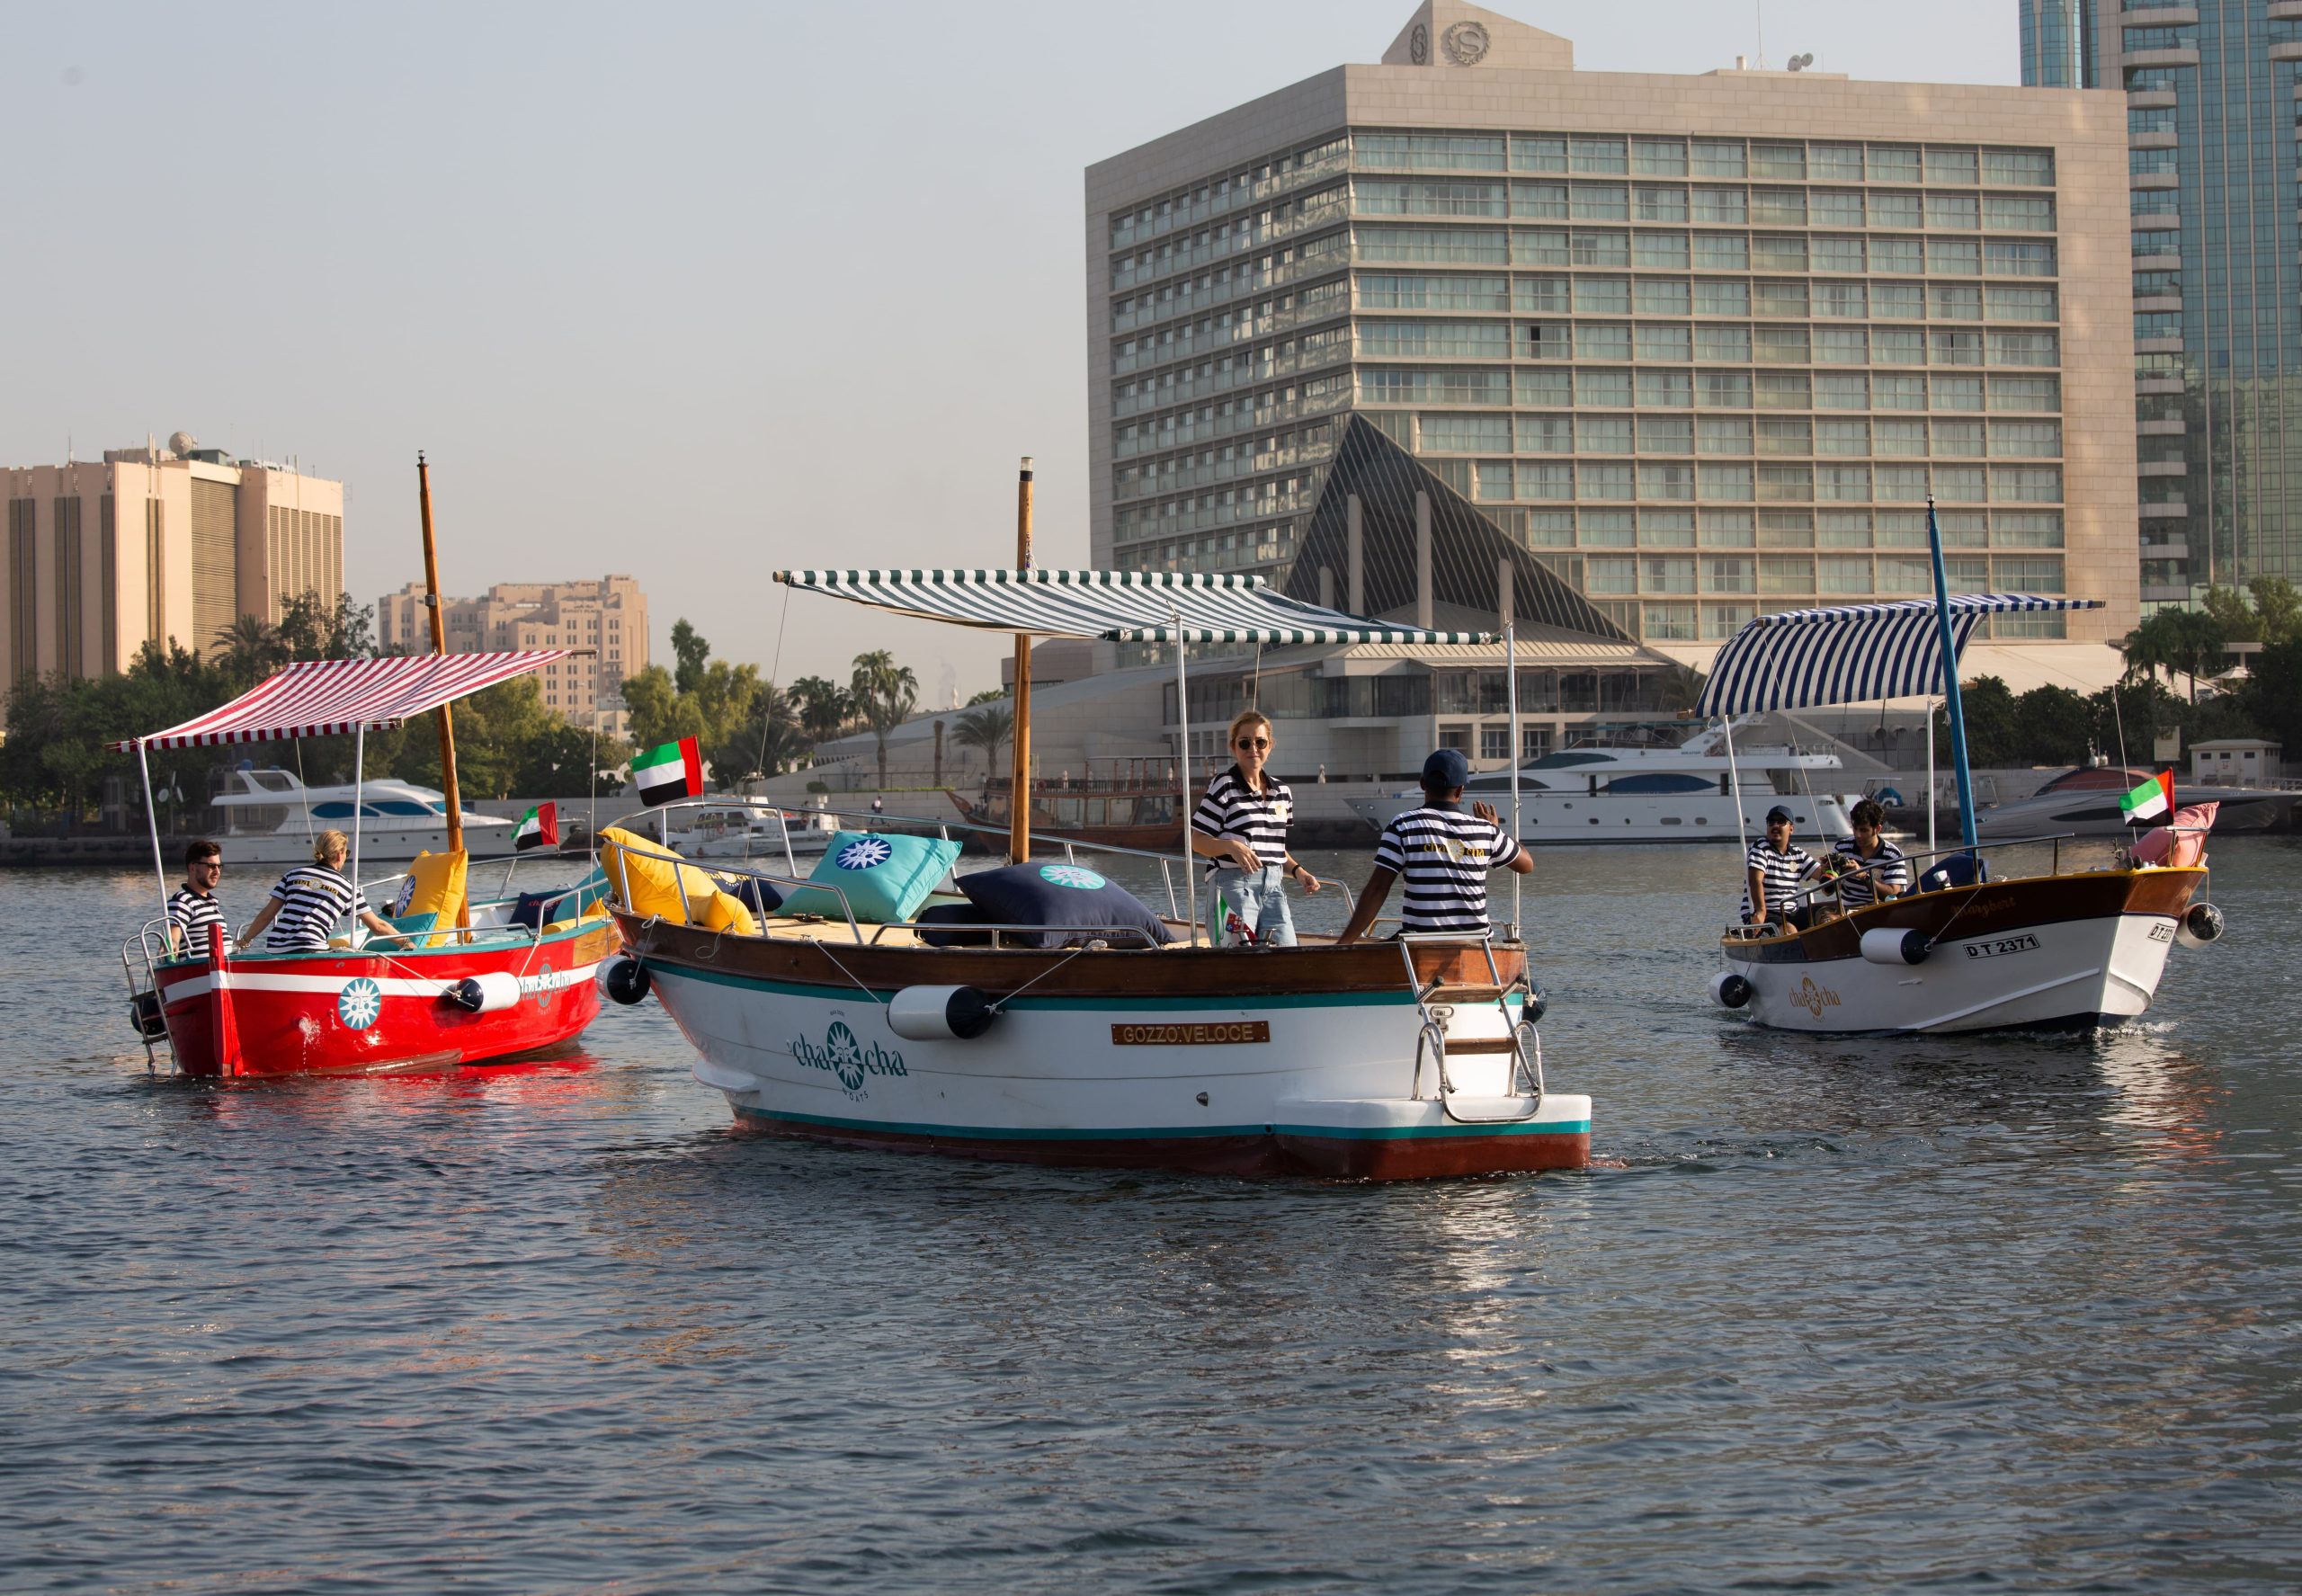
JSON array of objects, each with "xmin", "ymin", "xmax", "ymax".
[
  {"xmin": 1087, "ymin": 2, "xmax": 2140, "ymax": 682},
  {"xmin": 3, "ymin": 432, "xmax": 343, "ymax": 688},
  {"xmin": 378, "ymin": 575, "xmax": 647, "ymax": 732}
]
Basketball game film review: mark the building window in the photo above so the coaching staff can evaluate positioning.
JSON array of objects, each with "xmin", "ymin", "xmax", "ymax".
[{"xmin": 1481, "ymin": 724, "xmax": 1512, "ymax": 761}]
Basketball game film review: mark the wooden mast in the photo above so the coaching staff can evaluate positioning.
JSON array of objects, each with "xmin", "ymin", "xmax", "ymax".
[
  {"xmin": 416, "ymin": 453, "xmax": 466, "ymax": 866},
  {"xmin": 1009, "ymin": 456, "xmax": 1033, "ymax": 863}
]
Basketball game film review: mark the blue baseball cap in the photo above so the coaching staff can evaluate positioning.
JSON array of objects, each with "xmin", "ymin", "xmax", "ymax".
[{"xmin": 1422, "ymin": 748, "xmax": 1471, "ymax": 790}]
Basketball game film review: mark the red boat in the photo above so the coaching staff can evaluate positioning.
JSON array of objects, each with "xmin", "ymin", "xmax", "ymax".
[{"xmin": 115, "ymin": 454, "xmax": 614, "ymax": 1078}]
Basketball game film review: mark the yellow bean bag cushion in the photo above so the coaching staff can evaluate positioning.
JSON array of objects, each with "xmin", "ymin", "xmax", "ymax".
[
  {"xmin": 402, "ymin": 849, "xmax": 468, "ymax": 948},
  {"xmin": 597, "ymin": 826, "xmax": 758, "ymax": 934}
]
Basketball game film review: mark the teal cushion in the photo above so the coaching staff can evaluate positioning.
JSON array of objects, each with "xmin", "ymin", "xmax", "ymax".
[
  {"xmin": 778, "ymin": 833, "xmax": 961, "ymax": 923},
  {"xmin": 387, "ymin": 911, "xmax": 440, "ymax": 937}
]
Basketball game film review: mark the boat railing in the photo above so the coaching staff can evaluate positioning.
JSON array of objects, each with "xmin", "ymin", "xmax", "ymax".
[
  {"xmin": 1723, "ymin": 830, "xmax": 2155, "ymax": 940},
  {"xmin": 623, "ymin": 798, "xmax": 1196, "ymax": 921}
]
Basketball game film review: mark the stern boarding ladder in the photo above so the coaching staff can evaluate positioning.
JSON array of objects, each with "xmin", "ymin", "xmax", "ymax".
[{"xmin": 1400, "ymin": 935, "xmax": 1546, "ymax": 1124}]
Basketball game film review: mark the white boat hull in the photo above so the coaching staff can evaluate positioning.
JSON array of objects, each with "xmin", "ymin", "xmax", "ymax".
[
  {"xmin": 208, "ymin": 820, "xmax": 521, "ymax": 865},
  {"xmin": 1718, "ymin": 866, "xmax": 2208, "ymax": 1034},
  {"xmin": 625, "ymin": 927, "xmax": 1592, "ymax": 1180}
]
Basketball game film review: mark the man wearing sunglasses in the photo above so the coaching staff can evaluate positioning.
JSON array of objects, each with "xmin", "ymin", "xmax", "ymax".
[{"xmin": 165, "ymin": 839, "xmax": 228, "ymax": 957}]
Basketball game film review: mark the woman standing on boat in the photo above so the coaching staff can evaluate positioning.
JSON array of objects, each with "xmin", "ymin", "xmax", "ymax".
[{"xmin": 1191, "ymin": 709, "xmax": 1320, "ymax": 946}]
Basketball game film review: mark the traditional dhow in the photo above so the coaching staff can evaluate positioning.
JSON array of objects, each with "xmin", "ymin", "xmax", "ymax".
[
  {"xmin": 1700, "ymin": 513, "xmax": 2224, "ymax": 1035},
  {"xmin": 608, "ymin": 529, "xmax": 1591, "ymax": 1180}
]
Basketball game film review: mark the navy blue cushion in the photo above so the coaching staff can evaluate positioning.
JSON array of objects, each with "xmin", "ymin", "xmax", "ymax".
[
  {"xmin": 955, "ymin": 862, "xmax": 1173, "ymax": 950},
  {"xmin": 723, "ymin": 875, "xmax": 784, "ymax": 917},
  {"xmin": 1920, "ymin": 852, "xmax": 1988, "ymax": 892},
  {"xmin": 915, "ymin": 902, "xmax": 992, "ymax": 948},
  {"xmin": 509, "ymin": 889, "xmax": 558, "ymax": 930}
]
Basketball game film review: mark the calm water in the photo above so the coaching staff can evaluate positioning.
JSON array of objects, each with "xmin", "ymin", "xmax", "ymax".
[{"xmin": 4, "ymin": 841, "xmax": 2299, "ymax": 1593}]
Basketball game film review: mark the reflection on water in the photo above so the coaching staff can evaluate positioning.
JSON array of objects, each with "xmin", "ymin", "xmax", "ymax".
[{"xmin": 3, "ymin": 849, "xmax": 2299, "ymax": 1592}]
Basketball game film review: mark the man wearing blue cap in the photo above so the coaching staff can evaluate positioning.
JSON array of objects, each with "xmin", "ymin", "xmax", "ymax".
[{"xmin": 1335, "ymin": 748, "xmax": 1532, "ymax": 945}]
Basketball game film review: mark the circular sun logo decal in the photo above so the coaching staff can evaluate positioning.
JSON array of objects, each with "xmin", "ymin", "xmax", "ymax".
[
  {"xmin": 824, "ymin": 1020, "xmax": 867, "ymax": 1090},
  {"xmin": 1038, "ymin": 864, "xmax": 1107, "ymax": 890},
  {"xmin": 336, "ymin": 976, "xmax": 383, "ymax": 1030},
  {"xmin": 835, "ymin": 838, "xmax": 894, "ymax": 871}
]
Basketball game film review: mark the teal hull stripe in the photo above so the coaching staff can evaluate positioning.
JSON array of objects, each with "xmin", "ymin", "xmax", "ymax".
[
  {"xmin": 731, "ymin": 1104, "xmax": 1586, "ymax": 1143},
  {"xmin": 656, "ymin": 961, "xmax": 1470, "ymax": 1013}
]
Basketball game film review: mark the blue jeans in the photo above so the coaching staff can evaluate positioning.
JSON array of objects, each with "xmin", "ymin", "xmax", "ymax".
[{"xmin": 1206, "ymin": 865, "xmax": 1297, "ymax": 947}]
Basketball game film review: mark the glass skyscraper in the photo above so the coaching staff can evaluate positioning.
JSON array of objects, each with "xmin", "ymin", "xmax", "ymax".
[{"xmin": 2022, "ymin": 0, "xmax": 2302, "ymax": 607}]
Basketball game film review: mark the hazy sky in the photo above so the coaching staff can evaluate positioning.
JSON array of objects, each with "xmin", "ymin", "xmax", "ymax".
[{"xmin": 1, "ymin": 1, "xmax": 2023, "ymax": 703}]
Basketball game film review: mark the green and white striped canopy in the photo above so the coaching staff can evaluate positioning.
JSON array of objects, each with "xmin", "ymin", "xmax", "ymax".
[{"xmin": 773, "ymin": 568, "xmax": 1495, "ymax": 645}]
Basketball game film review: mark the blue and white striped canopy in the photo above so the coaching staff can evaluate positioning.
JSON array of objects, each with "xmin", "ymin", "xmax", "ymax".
[
  {"xmin": 774, "ymin": 568, "xmax": 1495, "ymax": 645},
  {"xmin": 1698, "ymin": 594, "xmax": 2104, "ymax": 716}
]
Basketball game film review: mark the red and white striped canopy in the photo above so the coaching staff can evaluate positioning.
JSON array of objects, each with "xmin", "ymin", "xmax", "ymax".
[{"xmin": 111, "ymin": 651, "xmax": 567, "ymax": 751}]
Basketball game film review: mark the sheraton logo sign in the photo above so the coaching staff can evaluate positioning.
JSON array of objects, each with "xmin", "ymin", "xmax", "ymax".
[{"xmin": 1111, "ymin": 1021, "xmax": 1271, "ymax": 1047}]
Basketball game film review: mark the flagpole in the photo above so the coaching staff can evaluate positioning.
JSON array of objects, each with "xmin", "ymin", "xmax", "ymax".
[{"xmin": 417, "ymin": 454, "xmax": 468, "ymax": 895}]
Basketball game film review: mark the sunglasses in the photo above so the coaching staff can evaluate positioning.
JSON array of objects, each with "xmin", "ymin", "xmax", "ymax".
[
  {"xmin": 1235, "ymin": 736, "xmax": 1270, "ymax": 750},
  {"xmin": 193, "ymin": 859, "xmax": 222, "ymax": 870}
]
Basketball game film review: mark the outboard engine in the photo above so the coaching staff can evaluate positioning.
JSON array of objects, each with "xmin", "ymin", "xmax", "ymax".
[
  {"xmin": 2175, "ymin": 902, "xmax": 2225, "ymax": 949},
  {"xmin": 1709, "ymin": 969, "xmax": 1753, "ymax": 1009}
]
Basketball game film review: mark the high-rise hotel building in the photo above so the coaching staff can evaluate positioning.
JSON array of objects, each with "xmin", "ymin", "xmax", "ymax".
[
  {"xmin": 1089, "ymin": 2, "xmax": 2140, "ymax": 672},
  {"xmin": 2021, "ymin": 0, "xmax": 2302, "ymax": 611}
]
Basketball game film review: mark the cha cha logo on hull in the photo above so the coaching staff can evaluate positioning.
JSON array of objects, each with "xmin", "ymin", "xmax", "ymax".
[{"xmin": 790, "ymin": 1018, "xmax": 907, "ymax": 1093}]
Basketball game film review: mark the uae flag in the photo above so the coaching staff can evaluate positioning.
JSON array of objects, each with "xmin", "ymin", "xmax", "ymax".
[
  {"xmin": 2120, "ymin": 770, "xmax": 2174, "ymax": 825},
  {"xmin": 634, "ymin": 736, "xmax": 703, "ymax": 807},
  {"xmin": 513, "ymin": 801, "xmax": 558, "ymax": 852}
]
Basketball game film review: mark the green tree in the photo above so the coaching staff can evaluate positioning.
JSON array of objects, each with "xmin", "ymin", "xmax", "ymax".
[
  {"xmin": 212, "ymin": 613, "xmax": 286, "ymax": 689},
  {"xmin": 2249, "ymin": 576, "xmax": 2302, "ymax": 644},
  {"xmin": 671, "ymin": 619, "xmax": 710, "ymax": 697},
  {"xmin": 1941, "ymin": 674, "xmax": 2019, "ymax": 768},
  {"xmin": 850, "ymin": 649, "xmax": 919, "ymax": 789},
  {"xmin": 1658, "ymin": 664, "xmax": 1707, "ymax": 715},
  {"xmin": 621, "ymin": 664, "xmax": 702, "ymax": 753},
  {"xmin": 950, "ymin": 703, "xmax": 1014, "ymax": 779},
  {"xmin": 2123, "ymin": 609, "xmax": 2226, "ymax": 703},
  {"xmin": 789, "ymin": 675, "xmax": 851, "ymax": 744},
  {"xmin": 2011, "ymin": 684, "xmax": 2092, "ymax": 768},
  {"xmin": 277, "ymin": 589, "xmax": 376, "ymax": 661},
  {"xmin": 965, "ymin": 688, "xmax": 1007, "ymax": 707},
  {"xmin": 2200, "ymin": 584, "xmax": 2260, "ymax": 645},
  {"xmin": 2238, "ymin": 638, "xmax": 2302, "ymax": 753}
]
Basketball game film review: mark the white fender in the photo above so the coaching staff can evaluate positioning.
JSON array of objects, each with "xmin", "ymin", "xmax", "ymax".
[
  {"xmin": 1860, "ymin": 927, "xmax": 1931, "ymax": 966},
  {"xmin": 888, "ymin": 985, "xmax": 997, "ymax": 1041},
  {"xmin": 2175, "ymin": 902, "xmax": 2225, "ymax": 949},
  {"xmin": 449, "ymin": 970, "xmax": 524, "ymax": 1012},
  {"xmin": 1709, "ymin": 969, "xmax": 1753, "ymax": 1009}
]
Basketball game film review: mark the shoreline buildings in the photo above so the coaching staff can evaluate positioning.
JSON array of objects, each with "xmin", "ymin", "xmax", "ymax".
[
  {"xmin": 378, "ymin": 575, "xmax": 647, "ymax": 734},
  {"xmin": 4, "ymin": 432, "xmax": 343, "ymax": 689},
  {"xmin": 1088, "ymin": 0, "xmax": 2139, "ymax": 703},
  {"xmin": 2019, "ymin": 0, "xmax": 2301, "ymax": 612}
]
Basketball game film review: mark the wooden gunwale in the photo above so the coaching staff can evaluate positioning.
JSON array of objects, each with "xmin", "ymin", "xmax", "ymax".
[
  {"xmin": 1723, "ymin": 867, "xmax": 2203, "ymax": 967},
  {"xmin": 613, "ymin": 908, "xmax": 1518, "ymax": 1001}
]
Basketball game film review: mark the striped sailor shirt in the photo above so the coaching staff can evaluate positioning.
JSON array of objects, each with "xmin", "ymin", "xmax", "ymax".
[
  {"xmin": 1191, "ymin": 764, "xmax": 1294, "ymax": 878},
  {"xmin": 1743, "ymin": 841, "xmax": 1822, "ymax": 918},
  {"xmin": 166, "ymin": 886, "xmax": 227, "ymax": 953},
  {"xmin": 1831, "ymin": 836, "xmax": 1911, "ymax": 909},
  {"xmin": 265, "ymin": 865, "xmax": 369, "ymax": 952},
  {"xmin": 1373, "ymin": 802, "xmax": 1524, "ymax": 933}
]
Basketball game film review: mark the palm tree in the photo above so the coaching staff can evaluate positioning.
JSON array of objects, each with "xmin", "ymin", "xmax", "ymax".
[
  {"xmin": 788, "ymin": 675, "xmax": 851, "ymax": 745},
  {"xmin": 1658, "ymin": 664, "xmax": 1708, "ymax": 716},
  {"xmin": 951, "ymin": 703, "xmax": 1014, "ymax": 780},
  {"xmin": 851, "ymin": 650, "xmax": 919, "ymax": 789},
  {"xmin": 212, "ymin": 613, "xmax": 285, "ymax": 687},
  {"xmin": 2123, "ymin": 610, "xmax": 2226, "ymax": 703}
]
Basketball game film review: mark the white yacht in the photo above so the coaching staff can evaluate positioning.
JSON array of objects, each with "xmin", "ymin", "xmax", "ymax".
[
  {"xmin": 202, "ymin": 764, "xmax": 520, "ymax": 862},
  {"xmin": 658, "ymin": 800, "xmax": 837, "ymax": 862},
  {"xmin": 1349, "ymin": 721, "xmax": 1861, "ymax": 845}
]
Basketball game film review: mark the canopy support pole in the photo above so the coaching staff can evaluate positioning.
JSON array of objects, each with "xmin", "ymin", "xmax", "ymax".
[
  {"xmin": 137, "ymin": 742, "xmax": 169, "ymax": 930},
  {"xmin": 1724, "ymin": 716, "xmax": 1749, "ymax": 860},
  {"xmin": 1173, "ymin": 611, "xmax": 1194, "ymax": 947},
  {"xmin": 1923, "ymin": 495, "xmax": 1979, "ymax": 851},
  {"xmin": 417, "ymin": 454, "xmax": 468, "ymax": 924},
  {"xmin": 1009, "ymin": 457, "xmax": 1034, "ymax": 864},
  {"xmin": 351, "ymin": 723, "xmax": 366, "ymax": 930},
  {"xmin": 1506, "ymin": 622, "xmax": 1521, "ymax": 939}
]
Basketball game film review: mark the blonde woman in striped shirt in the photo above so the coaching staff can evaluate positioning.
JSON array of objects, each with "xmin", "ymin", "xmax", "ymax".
[
  {"xmin": 238, "ymin": 830, "xmax": 402, "ymax": 953},
  {"xmin": 1191, "ymin": 709, "xmax": 1320, "ymax": 946}
]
